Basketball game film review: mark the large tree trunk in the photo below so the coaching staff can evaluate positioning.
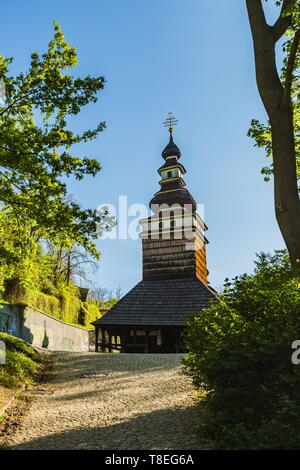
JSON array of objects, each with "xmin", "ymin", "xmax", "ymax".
[
  {"xmin": 246, "ymin": 0, "xmax": 300, "ymax": 274},
  {"xmin": 272, "ymin": 105, "xmax": 300, "ymax": 273}
]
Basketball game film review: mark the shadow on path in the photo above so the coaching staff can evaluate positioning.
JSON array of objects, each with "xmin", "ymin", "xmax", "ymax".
[{"xmin": 5, "ymin": 406, "xmax": 207, "ymax": 450}]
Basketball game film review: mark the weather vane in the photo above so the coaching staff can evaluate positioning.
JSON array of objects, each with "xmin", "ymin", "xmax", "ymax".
[{"xmin": 163, "ymin": 112, "xmax": 178, "ymax": 136}]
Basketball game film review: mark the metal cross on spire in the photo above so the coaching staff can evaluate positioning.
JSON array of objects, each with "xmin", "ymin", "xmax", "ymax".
[{"xmin": 163, "ymin": 112, "xmax": 178, "ymax": 136}]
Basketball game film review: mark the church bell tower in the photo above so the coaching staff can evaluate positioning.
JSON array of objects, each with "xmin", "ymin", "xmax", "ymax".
[
  {"xmin": 93, "ymin": 113, "xmax": 215, "ymax": 354},
  {"xmin": 140, "ymin": 113, "xmax": 209, "ymax": 285}
]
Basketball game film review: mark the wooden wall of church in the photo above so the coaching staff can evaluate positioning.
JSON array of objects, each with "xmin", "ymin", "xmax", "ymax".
[{"xmin": 142, "ymin": 233, "xmax": 208, "ymax": 284}]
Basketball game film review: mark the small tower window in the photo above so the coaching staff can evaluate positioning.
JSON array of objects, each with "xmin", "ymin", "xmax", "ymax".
[{"xmin": 167, "ymin": 171, "xmax": 172, "ymax": 178}]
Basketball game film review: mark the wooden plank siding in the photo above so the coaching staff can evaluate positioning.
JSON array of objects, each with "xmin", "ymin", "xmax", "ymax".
[{"xmin": 142, "ymin": 233, "xmax": 208, "ymax": 284}]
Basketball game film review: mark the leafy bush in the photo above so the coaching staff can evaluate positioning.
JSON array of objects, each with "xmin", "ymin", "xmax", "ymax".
[
  {"xmin": 24, "ymin": 290, "xmax": 60, "ymax": 318},
  {"xmin": 0, "ymin": 332, "xmax": 39, "ymax": 360},
  {"xmin": 183, "ymin": 251, "xmax": 300, "ymax": 449},
  {"xmin": 0, "ymin": 333, "xmax": 41, "ymax": 388},
  {"xmin": 58, "ymin": 283, "xmax": 81, "ymax": 324},
  {"xmin": 79, "ymin": 300, "xmax": 102, "ymax": 327},
  {"xmin": 0, "ymin": 209, "xmax": 106, "ymax": 327}
]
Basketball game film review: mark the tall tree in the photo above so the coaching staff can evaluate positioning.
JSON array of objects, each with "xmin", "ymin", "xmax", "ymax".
[
  {"xmin": 46, "ymin": 242, "xmax": 98, "ymax": 286},
  {"xmin": 246, "ymin": 0, "xmax": 300, "ymax": 274},
  {"xmin": 0, "ymin": 22, "xmax": 111, "ymax": 258}
]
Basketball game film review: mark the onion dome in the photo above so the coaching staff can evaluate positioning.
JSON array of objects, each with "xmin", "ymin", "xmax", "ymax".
[
  {"xmin": 149, "ymin": 112, "xmax": 196, "ymax": 212},
  {"xmin": 162, "ymin": 134, "xmax": 181, "ymax": 160},
  {"xmin": 150, "ymin": 188, "xmax": 197, "ymax": 213}
]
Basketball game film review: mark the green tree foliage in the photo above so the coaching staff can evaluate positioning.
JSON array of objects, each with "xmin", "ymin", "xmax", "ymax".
[
  {"xmin": 0, "ymin": 209, "xmax": 45, "ymax": 295},
  {"xmin": 78, "ymin": 300, "xmax": 103, "ymax": 327},
  {"xmin": 0, "ymin": 21, "xmax": 111, "ymax": 257},
  {"xmin": 183, "ymin": 251, "xmax": 300, "ymax": 449},
  {"xmin": 0, "ymin": 208, "xmax": 103, "ymax": 325},
  {"xmin": 0, "ymin": 22, "xmax": 117, "ymax": 326}
]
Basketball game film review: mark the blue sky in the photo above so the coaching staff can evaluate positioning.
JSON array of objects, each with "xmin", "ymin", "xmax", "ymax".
[{"xmin": 1, "ymin": 0, "xmax": 285, "ymax": 294}]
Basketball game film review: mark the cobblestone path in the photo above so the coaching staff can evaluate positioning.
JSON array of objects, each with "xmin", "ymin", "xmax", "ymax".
[{"xmin": 0, "ymin": 353, "xmax": 206, "ymax": 450}]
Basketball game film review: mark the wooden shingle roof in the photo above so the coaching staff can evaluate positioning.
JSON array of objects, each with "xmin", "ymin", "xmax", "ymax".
[{"xmin": 92, "ymin": 277, "xmax": 216, "ymax": 326}]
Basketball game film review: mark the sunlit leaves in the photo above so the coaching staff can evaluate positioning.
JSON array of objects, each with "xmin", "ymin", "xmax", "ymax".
[
  {"xmin": 0, "ymin": 22, "xmax": 109, "ymax": 256},
  {"xmin": 184, "ymin": 250, "xmax": 300, "ymax": 449}
]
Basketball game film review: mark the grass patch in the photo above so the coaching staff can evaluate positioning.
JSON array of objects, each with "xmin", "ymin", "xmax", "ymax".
[{"xmin": 0, "ymin": 333, "xmax": 42, "ymax": 388}]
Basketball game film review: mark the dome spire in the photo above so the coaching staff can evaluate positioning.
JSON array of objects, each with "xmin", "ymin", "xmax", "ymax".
[{"xmin": 162, "ymin": 112, "xmax": 181, "ymax": 160}]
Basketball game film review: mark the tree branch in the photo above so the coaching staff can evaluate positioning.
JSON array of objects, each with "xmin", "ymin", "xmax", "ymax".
[
  {"xmin": 0, "ymin": 90, "xmax": 33, "ymax": 117},
  {"xmin": 246, "ymin": 0, "xmax": 270, "ymax": 33},
  {"xmin": 273, "ymin": 0, "xmax": 293, "ymax": 42},
  {"xmin": 247, "ymin": 0, "xmax": 269, "ymax": 25},
  {"xmin": 285, "ymin": 30, "xmax": 300, "ymax": 94},
  {"xmin": 246, "ymin": 0, "xmax": 283, "ymax": 114},
  {"xmin": 0, "ymin": 169, "xmax": 22, "ymax": 192}
]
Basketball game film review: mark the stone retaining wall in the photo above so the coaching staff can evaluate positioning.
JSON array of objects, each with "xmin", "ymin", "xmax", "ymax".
[{"xmin": 0, "ymin": 303, "xmax": 92, "ymax": 352}]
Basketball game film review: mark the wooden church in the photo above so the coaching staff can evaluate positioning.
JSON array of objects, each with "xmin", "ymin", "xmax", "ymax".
[{"xmin": 92, "ymin": 114, "xmax": 216, "ymax": 353}]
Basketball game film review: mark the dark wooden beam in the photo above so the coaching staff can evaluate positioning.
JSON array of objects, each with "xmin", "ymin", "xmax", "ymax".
[
  {"xmin": 175, "ymin": 329, "xmax": 180, "ymax": 353},
  {"xmin": 95, "ymin": 327, "xmax": 99, "ymax": 353},
  {"xmin": 108, "ymin": 332, "xmax": 112, "ymax": 353},
  {"xmin": 120, "ymin": 330, "xmax": 126, "ymax": 353},
  {"xmin": 145, "ymin": 328, "xmax": 149, "ymax": 354},
  {"xmin": 101, "ymin": 328, "xmax": 105, "ymax": 353}
]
